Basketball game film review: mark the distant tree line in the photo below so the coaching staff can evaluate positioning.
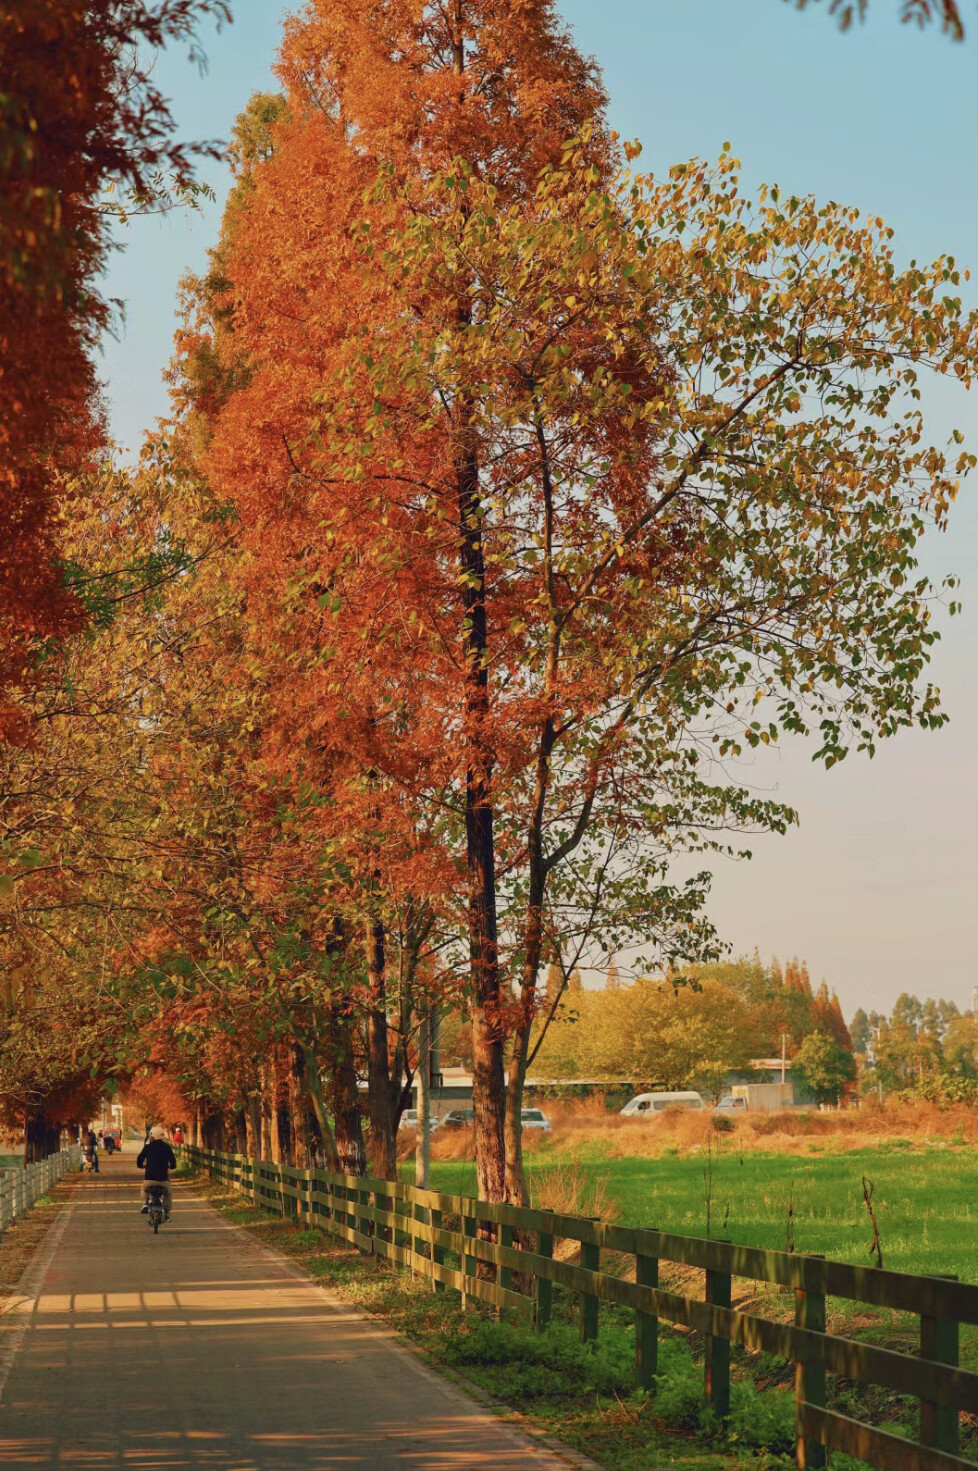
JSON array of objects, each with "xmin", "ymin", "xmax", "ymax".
[
  {"xmin": 522, "ymin": 955, "xmax": 855, "ymax": 1103},
  {"xmin": 852, "ymin": 995, "xmax": 978, "ymax": 1098}
]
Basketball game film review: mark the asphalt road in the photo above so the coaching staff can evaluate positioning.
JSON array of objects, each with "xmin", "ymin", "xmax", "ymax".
[{"xmin": 0, "ymin": 1148, "xmax": 572, "ymax": 1469}]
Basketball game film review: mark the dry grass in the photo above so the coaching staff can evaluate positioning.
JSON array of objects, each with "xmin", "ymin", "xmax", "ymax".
[
  {"xmin": 430, "ymin": 1125, "xmax": 478, "ymax": 1161},
  {"xmin": 531, "ymin": 1158, "xmax": 618, "ymax": 1220},
  {"xmin": 515, "ymin": 1096, "xmax": 978, "ymax": 1158}
]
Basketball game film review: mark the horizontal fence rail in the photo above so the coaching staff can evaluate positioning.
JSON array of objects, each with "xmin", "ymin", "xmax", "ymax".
[
  {"xmin": 0, "ymin": 1148, "xmax": 80, "ymax": 1234},
  {"xmin": 183, "ymin": 1144, "xmax": 976, "ymax": 1471}
]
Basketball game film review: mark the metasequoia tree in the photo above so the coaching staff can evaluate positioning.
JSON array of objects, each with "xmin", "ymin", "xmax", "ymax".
[
  {"xmin": 169, "ymin": 0, "xmax": 609, "ymax": 1196},
  {"xmin": 296, "ymin": 140, "xmax": 977, "ymax": 1199},
  {"xmin": 176, "ymin": 2, "xmax": 978, "ymax": 1202},
  {"xmin": 0, "ymin": 0, "xmax": 228, "ymax": 739}
]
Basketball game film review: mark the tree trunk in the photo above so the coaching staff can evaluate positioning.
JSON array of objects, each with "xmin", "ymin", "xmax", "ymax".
[
  {"xmin": 245, "ymin": 1092, "xmax": 261, "ymax": 1159},
  {"xmin": 328, "ymin": 1002, "xmax": 365, "ymax": 1175},
  {"xmin": 366, "ymin": 916, "xmax": 397, "ymax": 1180},
  {"xmin": 300, "ymin": 1041, "xmax": 340, "ymax": 1171},
  {"xmin": 272, "ymin": 1047, "xmax": 291, "ymax": 1170},
  {"xmin": 202, "ymin": 1106, "xmax": 224, "ymax": 1151},
  {"xmin": 233, "ymin": 1105, "xmax": 248, "ymax": 1156},
  {"xmin": 443, "ymin": 11, "xmax": 506, "ymax": 1204},
  {"xmin": 457, "ymin": 436, "xmax": 506, "ymax": 1201},
  {"xmin": 504, "ymin": 1027, "xmax": 531, "ymax": 1206},
  {"xmin": 24, "ymin": 1110, "xmax": 47, "ymax": 1163},
  {"xmin": 259, "ymin": 1073, "xmax": 274, "ymax": 1162}
]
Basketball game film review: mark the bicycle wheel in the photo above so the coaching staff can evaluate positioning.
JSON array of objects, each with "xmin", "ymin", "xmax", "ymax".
[{"xmin": 153, "ymin": 1212, "xmax": 160, "ymax": 1234}]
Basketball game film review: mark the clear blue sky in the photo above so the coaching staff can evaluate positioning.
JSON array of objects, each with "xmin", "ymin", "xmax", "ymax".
[{"xmin": 99, "ymin": 0, "xmax": 978, "ymax": 1017}]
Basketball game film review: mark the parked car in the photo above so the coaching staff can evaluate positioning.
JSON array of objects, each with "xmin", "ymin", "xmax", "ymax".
[
  {"xmin": 713, "ymin": 1095, "xmax": 747, "ymax": 1115},
  {"xmin": 620, "ymin": 1091, "xmax": 704, "ymax": 1116},
  {"xmin": 520, "ymin": 1108, "xmax": 551, "ymax": 1131},
  {"xmin": 437, "ymin": 1108, "xmax": 474, "ymax": 1131}
]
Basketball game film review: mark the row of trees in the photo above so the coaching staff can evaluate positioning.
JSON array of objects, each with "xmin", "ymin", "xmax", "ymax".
[
  {"xmin": 3, "ymin": 1, "xmax": 978, "ymax": 1189},
  {"xmin": 853, "ymin": 993, "xmax": 978, "ymax": 1094},
  {"xmin": 525, "ymin": 955, "xmax": 855, "ymax": 1102}
]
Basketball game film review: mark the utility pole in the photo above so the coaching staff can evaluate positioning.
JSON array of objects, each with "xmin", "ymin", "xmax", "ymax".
[{"xmin": 780, "ymin": 1033, "xmax": 787, "ymax": 1085}]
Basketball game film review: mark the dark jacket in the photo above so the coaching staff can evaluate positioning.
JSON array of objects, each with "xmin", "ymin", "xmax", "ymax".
[{"xmin": 137, "ymin": 1138, "xmax": 177, "ymax": 1182}]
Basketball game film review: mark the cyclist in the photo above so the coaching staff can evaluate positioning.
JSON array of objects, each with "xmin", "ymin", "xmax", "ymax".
[
  {"xmin": 137, "ymin": 1125, "xmax": 176, "ymax": 1220},
  {"xmin": 85, "ymin": 1128, "xmax": 99, "ymax": 1173}
]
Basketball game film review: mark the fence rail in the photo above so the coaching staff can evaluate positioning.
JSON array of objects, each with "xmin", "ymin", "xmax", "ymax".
[
  {"xmin": 183, "ymin": 1144, "xmax": 977, "ymax": 1471},
  {"xmin": 0, "ymin": 1148, "xmax": 80, "ymax": 1233}
]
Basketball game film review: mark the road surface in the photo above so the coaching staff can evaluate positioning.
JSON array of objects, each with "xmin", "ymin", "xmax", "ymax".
[{"xmin": 0, "ymin": 1148, "xmax": 576, "ymax": 1469}]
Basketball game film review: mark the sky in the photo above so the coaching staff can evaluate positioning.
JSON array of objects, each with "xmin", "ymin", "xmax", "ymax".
[{"xmin": 99, "ymin": 0, "xmax": 978, "ymax": 1018}]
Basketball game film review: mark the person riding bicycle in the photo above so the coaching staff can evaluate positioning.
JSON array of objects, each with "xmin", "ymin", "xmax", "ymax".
[
  {"xmin": 137, "ymin": 1125, "xmax": 176, "ymax": 1220},
  {"xmin": 85, "ymin": 1128, "xmax": 99, "ymax": 1173}
]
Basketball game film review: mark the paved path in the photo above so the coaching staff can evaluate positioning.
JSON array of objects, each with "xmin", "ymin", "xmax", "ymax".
[{"xmin": 0, "ymin": 1149, "xmax": 572, "ymax": 1469}]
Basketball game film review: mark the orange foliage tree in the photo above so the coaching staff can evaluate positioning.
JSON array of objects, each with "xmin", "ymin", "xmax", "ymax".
[
  {"xmin": 167, "ymin": 0, "xmax": 978, "ymax": 1203},
  {"xmin": 0, "ymin": 0, "xmax": 228, "ymax": 739}
]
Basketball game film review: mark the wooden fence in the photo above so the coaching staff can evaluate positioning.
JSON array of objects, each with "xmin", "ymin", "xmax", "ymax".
[
  {"xmin": 183, "ymin": 1144, "xmax": 977, "ymax": 1471},
  {"xmin": 0, "ymin": 1147, "xmax": 80, "ymax": 1233}
]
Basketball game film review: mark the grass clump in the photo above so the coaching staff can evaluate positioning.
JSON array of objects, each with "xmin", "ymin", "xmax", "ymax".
[{"xmin": 443, "ymin": 1318, "xmax": 635, "ymax": 1403}]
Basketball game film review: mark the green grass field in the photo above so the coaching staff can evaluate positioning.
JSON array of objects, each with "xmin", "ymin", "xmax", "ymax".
[{"xmin": 427, "ymin": 1141, "xmax": 978, "ymax": 1282}]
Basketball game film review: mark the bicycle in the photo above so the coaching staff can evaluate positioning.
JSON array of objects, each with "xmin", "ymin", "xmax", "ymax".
[{"xmin": 146, "ymin": 1183, "xmax": 166, "ymax": 1234}]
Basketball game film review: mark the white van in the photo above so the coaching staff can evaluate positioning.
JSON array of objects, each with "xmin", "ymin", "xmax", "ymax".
[{"xmin": 620, "ymin": 1091, "xmax": 704, "ymax": 1116}]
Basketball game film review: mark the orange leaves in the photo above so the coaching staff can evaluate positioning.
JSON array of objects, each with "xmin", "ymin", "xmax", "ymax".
[{"xmin": 0, "ymin": 1, "xmax": 228, "ymax": 738}]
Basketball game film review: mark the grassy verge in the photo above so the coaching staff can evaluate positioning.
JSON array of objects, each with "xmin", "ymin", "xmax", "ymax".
[{"xmin": 189, "ymin": 1165, "xmax": 969, "ymax": 1471}]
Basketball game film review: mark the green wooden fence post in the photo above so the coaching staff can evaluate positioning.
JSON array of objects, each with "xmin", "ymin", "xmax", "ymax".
[
  {"xmin": 795, "ymin": 1257, "xmax": 826, "ymax": 1470},
  {"xmin": 499, "ymin": 1223, "xmax": 514, "ymax": 1294},
  {"xmin": 431, "ymin": 1205, "xmax": 445, "ymax": 1291},
  {"xmin": 920, "ymin": 1276, "xmax": 959, "ymax": 1457},
  {"xmin": 462, "ymin": 1204, "xmax": 477, "ymax": 1310},
  {"xmin": 635, "ymin": 1251, "xmax": 659, "ymax": 1390},
  {"xmin": 413, "ymin": 1199, "xmax": 427, "ymax": 1271},
  {"xmin": 704, "ymin": 1264, "xmax": 731, "ymax": 1422},
  {"xmin": 580, "ymin": 1238, "xmax": 600, "ymax": 1343},
  {"xmin": 358, "ymin": 1183, "xmax": 371, "ymax": 1254},
  {"xmin": 535, "ymin": 1229, "xmax": 554, "ymax": 1332}
]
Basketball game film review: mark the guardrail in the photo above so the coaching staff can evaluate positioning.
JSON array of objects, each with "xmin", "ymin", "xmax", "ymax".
[
  {"xmin": 183, "ymin": 1144, "xmax": 976, "ymax": 1471},
  {"xmin": 0, "ymin": 1147, "xmax": 80, "ymax": 1233}
]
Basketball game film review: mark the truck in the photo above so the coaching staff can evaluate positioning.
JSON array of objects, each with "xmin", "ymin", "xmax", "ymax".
[{"xmin": 730, "ymin": 1082, "xmax": 793, "ymax": 1112}]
